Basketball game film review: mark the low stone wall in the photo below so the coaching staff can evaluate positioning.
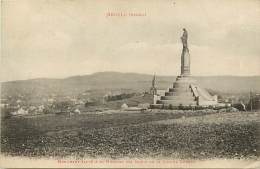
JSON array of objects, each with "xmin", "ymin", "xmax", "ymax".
[{"xmin": 150, "ymin": 103, "xmax": 232, "ymax": 110}]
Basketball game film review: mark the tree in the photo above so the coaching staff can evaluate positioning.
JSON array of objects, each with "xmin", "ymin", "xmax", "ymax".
[
  {"xmin": 169, "ymin": 104, "xmax": 173, "ymax": 110},
  {"xmin": 178, "ymin": 104, "xmax": 183, "ymax": 110}
]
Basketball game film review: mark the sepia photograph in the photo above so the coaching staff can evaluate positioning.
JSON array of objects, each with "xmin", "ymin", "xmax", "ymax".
[{"xmin": 1, "ymin": 0, "xmax": 260, "ymax": 168}]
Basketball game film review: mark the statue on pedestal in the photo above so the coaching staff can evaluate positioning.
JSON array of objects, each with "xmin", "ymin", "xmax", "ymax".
[
  {"xmin": 181, "ymin": 28, "xmax": 188, "ymax": 49},
  {"xmin": 153, "ymin": 28, "xmax": 219, "ymax": 108},
  {"xmin": 180, "ymin": 28, "xmax": 190, "ymax": 76}
]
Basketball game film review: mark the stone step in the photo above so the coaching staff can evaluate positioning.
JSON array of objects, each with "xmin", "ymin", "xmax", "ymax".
[
  {"xmin": 169, "ymin": 87, "xmax": 191, "ymax": 92},
  {"xmin": 172, "ymin": 88, "xmax": 191, "ymax": 92},
  {"xmin": 165, "ymin": 91, "xmax": 194, "ymax": 96},
  {"xmin": 161, "ymin": 95, "xmax": 196, "ymax": 100},
  {"xmin": 167, "ymin": 88, "xmax": 192, "ymax": 93},
  {"xmin": 158, "ymin": 99, "xmax": 196, "ymax": 103},
  {"xmin": 171, "ymin": 84, "xmax": 191, "ymax": 87},
  {"xmin": 172, "ymin": 83, "xmax": 190, "ymax": 87},
  {"xmin": 175, "ymin": 79, "xmax": 195, "ymax": 84},
  {"xmin": 157, "ymin": 100, "xmax": 197, "ymax": 106},
  {"xmin": 176, "ymin": 76, "xmax": 195, "ymax": 80},
  {"xmin": 164, "ymin": 91, "xmax": 194, "ymax": 95}
]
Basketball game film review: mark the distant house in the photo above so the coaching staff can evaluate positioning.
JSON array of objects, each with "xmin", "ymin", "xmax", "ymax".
[
  {"xmin": 0, "ymin": 103, "xmax": 8, "ymax": 108},
  {"xmin": 121, "ymin": 103, "xmax": 148, "ymax": 111},
  {"xmin": 16, "ymin": 99, "xmax": 22, "ymax": 103},
  {"xmin": 121, "ymin": 103, "xmax": 128, "ymax": 109},
  {"xmin": 74, "ymin": 108, "xmax": 81, "ymax": 114},
  {"xmin": 47, "ymin": 98, "xmax": 55, "ymax": 102},
  {"xmin": 11, "ymin": 108, "xmax": 28, "ymax": 116},
  {"xmin": 138, "ymin": 103, "xmax": 150, "ymax": 109},
  {"xmin": 18, "ymin": 108, "xmax": 28, "ymax": 115},
  {"xmin": 38, "ymin": 105, "xmax": 45, "ymax": 112},
  {"xmin": 29, "ymin": 106, "xmax": 37, "ymax": 111},
  {"xmin": 77, "ymin": 100, "xmax": 85, "ymax": 105}
]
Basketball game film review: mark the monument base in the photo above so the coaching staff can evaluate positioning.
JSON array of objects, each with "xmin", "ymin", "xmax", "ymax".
[{"xmin": 155, "ymin": 76, "xmax": 218, "ymax": 107}]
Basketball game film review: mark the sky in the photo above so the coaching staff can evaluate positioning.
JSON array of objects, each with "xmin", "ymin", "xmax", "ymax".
[{"xmin": 1, "ymin": 0, "xmax": 260, "ymax": 81}]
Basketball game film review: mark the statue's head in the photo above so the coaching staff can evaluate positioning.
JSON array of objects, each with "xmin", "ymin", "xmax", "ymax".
[{"xmin": 183, "ymin": 28, "xmax": 186, "ymax": 31}]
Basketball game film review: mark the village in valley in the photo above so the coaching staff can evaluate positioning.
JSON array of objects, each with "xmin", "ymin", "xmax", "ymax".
[{"xmin": 1, "ymin": 77, "xmax": 259, "ymax": 118}]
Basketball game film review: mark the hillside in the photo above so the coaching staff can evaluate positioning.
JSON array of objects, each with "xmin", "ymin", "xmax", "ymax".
[
  {"xmin": 1, "ymin": 111, "xmax": 258, "ymax": 158},
  {"xmin": 2, "ymin": 72, "xmax": 260, "ymax": 97}
]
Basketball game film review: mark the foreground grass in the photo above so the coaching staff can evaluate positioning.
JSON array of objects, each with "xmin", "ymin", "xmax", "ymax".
[{"xmin": 1, "ymin": 111, "xmax": 259, "ymax": 159}]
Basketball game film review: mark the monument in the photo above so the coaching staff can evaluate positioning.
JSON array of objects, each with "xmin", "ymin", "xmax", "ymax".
[
  {"xmin": 153, "ymin": 29, "xmax": 218, "ymax": 108},
  {"xmin": 150, "ymin": 74, "xmax": 157, "ymax": 95}
]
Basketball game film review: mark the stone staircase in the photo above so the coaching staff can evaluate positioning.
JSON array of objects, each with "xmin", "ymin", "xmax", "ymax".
[{"xmin": 156, "ymin": 76, "xmax": 198, "ymax": 106}]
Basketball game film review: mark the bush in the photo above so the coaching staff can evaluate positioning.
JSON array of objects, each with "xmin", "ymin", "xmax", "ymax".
[{"xmin": 178, "ymin": 104, "xmax": 183, "ymax": 110}]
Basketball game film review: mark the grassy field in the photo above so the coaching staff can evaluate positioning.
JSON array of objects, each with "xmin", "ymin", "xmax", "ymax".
[{"xmin": 1, "ymin": 110, "xmax": 259, "ymax": 159}]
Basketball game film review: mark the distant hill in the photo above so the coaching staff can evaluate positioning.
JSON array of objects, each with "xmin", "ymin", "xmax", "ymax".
[{"xmin": 2, "ymin": 72, "xmax": 260, "ymax": 97}]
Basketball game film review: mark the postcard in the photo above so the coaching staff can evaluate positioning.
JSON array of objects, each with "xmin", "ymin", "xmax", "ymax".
[{"xmin": 1, "ymin": 0, "xmax": 259, "ymax": 168}]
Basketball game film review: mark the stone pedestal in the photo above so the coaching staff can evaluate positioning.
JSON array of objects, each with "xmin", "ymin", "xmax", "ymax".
[
  {"xmin": 156, "ymin": 76, "xmax": 197, "ymax": 106},
  {"xmin": 181, "ymin": 48, "xmax": 190, "ymax": 76},
  {"xmin": 155, "ymin": 75, "xmax": 218, "ymax": 107}
]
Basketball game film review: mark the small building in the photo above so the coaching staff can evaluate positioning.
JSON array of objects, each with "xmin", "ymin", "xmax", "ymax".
[
  {"xmin": 11, "ymin": 108, "xmax": 28, "ymax": 116},
  {"xmin": 121, "ymin": 103, "xmax": 128, "ymax": 109},
  {"xmin": 74, "ymin": 108, "xmax": 81, "ymax": 114},
  {"xmin": 137, "ymin": 103, "xmax": 150, "ymax": 109}
]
